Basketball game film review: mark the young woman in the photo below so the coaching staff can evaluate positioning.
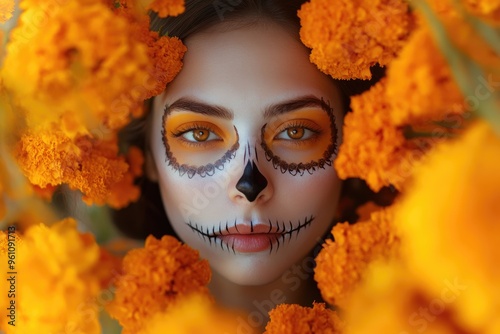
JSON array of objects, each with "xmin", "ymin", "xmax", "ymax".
[{"xmin": 117, "ymin": 0, "xmax": 376, "ymax": 329}]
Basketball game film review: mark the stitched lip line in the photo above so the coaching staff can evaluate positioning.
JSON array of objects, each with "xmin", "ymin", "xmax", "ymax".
[{"xmin": 186, "ymin": 215, "xmax": 315, "ymax": 254}]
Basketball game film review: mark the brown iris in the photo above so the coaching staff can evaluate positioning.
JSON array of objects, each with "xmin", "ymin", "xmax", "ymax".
[
  {"xmin": 287, "ymin": 127, "xmax": 304, "ymax": 139},
  {"xmin": 193, "ymin": 129, "xmax": 210, "ymax": 141}
]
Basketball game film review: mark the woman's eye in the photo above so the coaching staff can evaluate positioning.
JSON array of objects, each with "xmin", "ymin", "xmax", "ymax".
[
  {"xmin": 275, "ymin": 127, "xmax": 315, "ymax": 140},
  {"xmin": 182, "ymin": 129, "xmax": 221, "ymax": 142}
]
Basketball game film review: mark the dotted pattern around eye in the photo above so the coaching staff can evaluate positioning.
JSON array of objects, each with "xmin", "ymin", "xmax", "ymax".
[
  {"xmin": 260, "ymin": 98, "xmax": 338, "ymax": 176},
  {"xmin": 162, "ymin": 112, "xmax": 240, "ymax": 179}
]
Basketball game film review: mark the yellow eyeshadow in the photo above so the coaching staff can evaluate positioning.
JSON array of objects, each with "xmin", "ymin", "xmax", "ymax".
[
  {"xmin": 165, "ymin": 113, "xmax": 234, "ymax": 142},
  {"xmin": 260, "ymin": 108, "xmax": 336, "ymax": 165},
  {"xmin": 263, "ymin": 109, "xmax": 332, "ymax": 144},
  {"xmin": 163, "ymin": 112, "xmax": 239, "ymax": 167}
]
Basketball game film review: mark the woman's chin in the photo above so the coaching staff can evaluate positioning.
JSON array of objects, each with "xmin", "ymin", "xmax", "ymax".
[{"xmin": 210, "ymin": 256, "xmax": 289, "ymax": 286}]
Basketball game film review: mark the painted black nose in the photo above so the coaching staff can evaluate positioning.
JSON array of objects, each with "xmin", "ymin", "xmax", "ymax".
[{"xmin": 235, "ymin": 161, "xmax": 268, "ymax": 202}]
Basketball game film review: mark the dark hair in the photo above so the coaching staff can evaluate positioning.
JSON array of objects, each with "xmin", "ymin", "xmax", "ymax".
[
  {"xmin": 113, "ymin": 0, "xmax": 387, "ymax": 239},
  {"xmin": 150, "ymin": 0, "xmax": 306, "ymax": 39}
]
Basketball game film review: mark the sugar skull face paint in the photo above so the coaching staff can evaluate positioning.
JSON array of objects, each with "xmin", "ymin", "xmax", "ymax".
[
  {"xmin": 260, "ymin": 98, "xmax": 338, "ymax": 175},
  {"xmin": 162, "ymin": 100, "xmax": 240, "ymax": 178},
  {"xmin": 149, "ymin": 22, "xmax": 343, "ymax": 286}
]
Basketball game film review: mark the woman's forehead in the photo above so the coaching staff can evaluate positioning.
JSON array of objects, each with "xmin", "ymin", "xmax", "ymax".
[{"xmin": 160, "ymin": 22, "xmax": 340, "ymax": 118}]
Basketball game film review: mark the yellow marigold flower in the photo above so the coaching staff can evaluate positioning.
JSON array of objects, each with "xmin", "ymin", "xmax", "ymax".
[
  {"xmin": 149, "ymin": 0, "xmax": 185, "ymax": 17},
  {"xmin": 143, "ymin": 293, "xmax": 254, "ymax": 334},
  {"xmin": 264, "ymin": 302, "xmax": 343, "ymax": 334},
  {"xmin": 344, "ymin": 260, "xmax": 470, "ymax": 334},
  {"xmin": 0, "ymin": 219, "xmax": 116, "ymax": 334},
  {"xmin": 107, "ymin": 235, "xmax": 212, "ymax": 334},
  {"xmin": 386, "ymin": 25, "xmax": 467, "ymax": 125},
  {"xmin": 335, "ymin": 79, "xmax": 427, "ymax": 191},
  {"xmin": 298, "ymin": 0, "xmax": 414, "ymax": 80},
  {"xmin": 396, "ymin": 120, "xmax": 500, "ymax": 333},
  {"xmin": 315, "ymin": 207, "xmax": 399, "ymax": 308},
  {"xmin": 0, "ymin": 0, "xmax": 14, "ymax": 23},
  {"xmin": 2, "ymin": 0, "xmax": 150, "ymax": 136}
]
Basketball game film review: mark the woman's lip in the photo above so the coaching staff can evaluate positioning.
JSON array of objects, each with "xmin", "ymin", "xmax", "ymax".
[
  {"xmin": 226, "ymin": 223, "xmax": 276, "ymax": 234},
  {"xmin": 218, "ymin": 233, "xmax": 281, "ymax": 253}
]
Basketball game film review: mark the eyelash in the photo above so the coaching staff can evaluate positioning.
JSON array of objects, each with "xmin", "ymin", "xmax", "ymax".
[
  {"xmin": 170, "ymin": 123, "xmax": 222, "ymax": 147},
  {"xmin": 274, "ymin": 121, "xmax": 322, "ymax": 140}
]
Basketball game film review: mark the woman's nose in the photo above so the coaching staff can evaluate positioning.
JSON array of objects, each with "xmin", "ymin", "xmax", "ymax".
[{"xmin": 234, "ymin": 160, "xmax": 269, "ymax": 202}]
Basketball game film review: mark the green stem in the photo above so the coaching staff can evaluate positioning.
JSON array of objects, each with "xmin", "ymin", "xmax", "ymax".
[
  {"xmin": 413, "ymin": 0, "xmax": 500, "ymax": 135},
  {"xmin": 403, "ymin": 127, "xmax": 455, "ymax": 139},
  {"xmin": 452, "ymin": 0, "xmax": 500, "ymax": 56}
]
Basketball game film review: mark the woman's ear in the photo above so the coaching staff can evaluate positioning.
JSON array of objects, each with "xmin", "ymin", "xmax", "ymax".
[{"xmin": 144, "ymin": 150, "xmax": 159, "ymax": 182}]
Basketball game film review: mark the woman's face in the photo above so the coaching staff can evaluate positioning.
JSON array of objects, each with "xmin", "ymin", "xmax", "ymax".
[{"xmin": 150, "ymin": 21, "xmax": 343, "ymax": 286}]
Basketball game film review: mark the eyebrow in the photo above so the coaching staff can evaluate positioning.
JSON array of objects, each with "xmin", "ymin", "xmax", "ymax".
[
  {"xmin": 263, "ymin": 95, "xmax": 332, "ymax": 119},
  {"xmin": 164, "ymin": 95, "xmax": 332, "ymax": 120},
  {"xmin": 165, "ymin": 98, "xmax": 234, "ymax": 120}
]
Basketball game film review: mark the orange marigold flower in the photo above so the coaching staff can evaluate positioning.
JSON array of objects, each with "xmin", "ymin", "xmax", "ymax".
[
  {"xmin": 148, "ymin": 0, "xmax": 185, "ymax": 17},
  {"xmin": 107, "ymin": 235, "xmax": 211, "ymax": 334},
  {"xmin": 396, "ymin": 120, "xmax": 500, "ymax": 333},
  {"xmin": 14, "ymin": 130, "xmax": 139, "ymax": 208},
  {"xmin": 335, "ymin": 79, "xmax": 427, "ymax": 191},
  {"xmin": 315, "ymin": 207, "xmax": 399, "ymax": 308},
  {"xmin": 2, "ymin": 0, "xmax": 150, "ymax": 136},
  {"xmin": 15, "ymin": 130, "xmax": 80, "ymax": 187},
  {"xmin": 264, "ymin": 302, "xmax": 343, "ymax": 334},
  {"xmin": 0, "ymin": 219, "xmax": 115, "ymax": 334},
  {"xmin": 114, "ymin": 6, "xmax": 187, "ymax": 99},
  {"xmin": 126, "ymin": 11, "xmax": 187, "ymax": 97},
  {"xmin": 0, "ymin": 0, "xmax": 14, "ymax": 23},
  {"xmin": 105, "ymin": 146, "xmax": 144, "ymax": 208},
  {"xmin": 386, "ymin": 25, "xmax": 466, "ymax": 125},
  {"xmin": 298, "ymin": 0, "xmax": 414, "ymax": 80},
  {"xmin": 145, "ymin": 34, "xmax": 187, "ymax": 97},
  {"xmin": 143, "ymin": 293, "xmax": 254, "ymax": 334}
]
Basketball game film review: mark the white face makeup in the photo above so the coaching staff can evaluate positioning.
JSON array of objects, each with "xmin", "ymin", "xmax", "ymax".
[{"xmin": 150, "ymin": 20, "xmax": 343, "ymax": 286}]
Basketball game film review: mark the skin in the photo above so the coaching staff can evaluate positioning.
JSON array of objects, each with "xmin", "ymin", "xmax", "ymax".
[{"xmin": 149, "ymin": 18, "xmax": 343, "ymax": 319}]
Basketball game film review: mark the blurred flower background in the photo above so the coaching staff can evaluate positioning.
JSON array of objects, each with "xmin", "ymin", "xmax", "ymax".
[{"xmin": 0, "ymin": 0, "xmax": 499, "ymax": 333}]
